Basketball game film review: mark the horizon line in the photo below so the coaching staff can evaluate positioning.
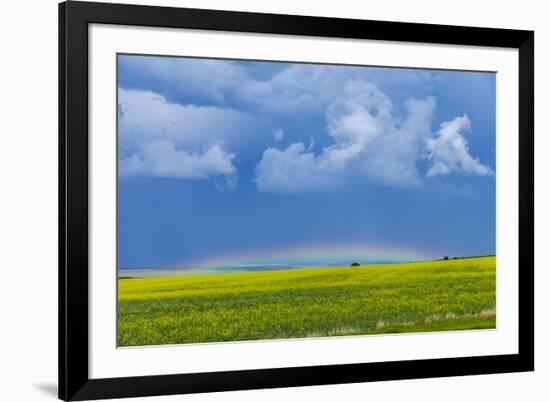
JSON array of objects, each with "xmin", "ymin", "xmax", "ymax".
[{"xmin": 118, "ymin": 253, "xmax": 496, "ymax": 271}]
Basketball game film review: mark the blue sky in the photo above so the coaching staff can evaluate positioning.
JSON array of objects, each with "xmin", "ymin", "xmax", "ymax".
[{"xmin": 117, "ymin": 54, "xmax": 496, "ymax": 269}]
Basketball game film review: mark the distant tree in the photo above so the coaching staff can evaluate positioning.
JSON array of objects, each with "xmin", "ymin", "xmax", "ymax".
[
  {"xmin": 453, "ymin": 257, "xmax": 458, "ymax": 260},
  {"xmin": 443, "ymin": 256, "xmax": 449, "ymax": 260},
  {"xmin": 351, "ymin": 262, "xmax": 360, "ymax": 267}
]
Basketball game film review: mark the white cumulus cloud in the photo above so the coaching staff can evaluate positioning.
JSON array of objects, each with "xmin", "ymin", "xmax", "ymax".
[
  {"xmin": 120, "ymin": 140, "xmax": 237, "ymax": 188},
  {"xmin": 273, "ymin": 128, "xmax": 284, "ymax": 142},
  {"xmin": 255, "ymin": 143, "xmax": 344, "ymax": 193},
  {"xmin": 255, "ymin": 80, "xmax": 436, "ymax": 192},
  {"xmin": 426, "ymin": 115, "xmax": 493, "ymax": 177},
  {"xmin": 118, "ymin": 89, "xmax": 245, "ymax": 189}
]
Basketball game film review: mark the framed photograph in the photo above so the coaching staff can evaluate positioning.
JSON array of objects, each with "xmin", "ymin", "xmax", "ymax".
[{"xmin": 59, "ymin": 1, "xmax": 534, "ymax": 400}]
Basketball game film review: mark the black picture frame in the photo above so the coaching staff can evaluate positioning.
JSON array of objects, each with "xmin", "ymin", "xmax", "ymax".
[{"xmin": 59, "ymin": 1, "xmax": 534, "ymax": 400}]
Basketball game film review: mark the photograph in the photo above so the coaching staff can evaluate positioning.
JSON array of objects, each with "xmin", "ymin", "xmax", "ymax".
[{"xmin": 116, "ymin": 54, "xmax": 497, "ymax": 347}]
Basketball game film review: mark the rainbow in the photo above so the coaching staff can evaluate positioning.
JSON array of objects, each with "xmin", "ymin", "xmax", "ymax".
[{"xmin": 183, "ymin": 242, "xmax": 437, "ymax": 269}]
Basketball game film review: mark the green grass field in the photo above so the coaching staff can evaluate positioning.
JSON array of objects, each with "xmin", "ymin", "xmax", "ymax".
[{"xmin": 118, "ymin": 256, "xmax": 496, "ymax": 347}]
